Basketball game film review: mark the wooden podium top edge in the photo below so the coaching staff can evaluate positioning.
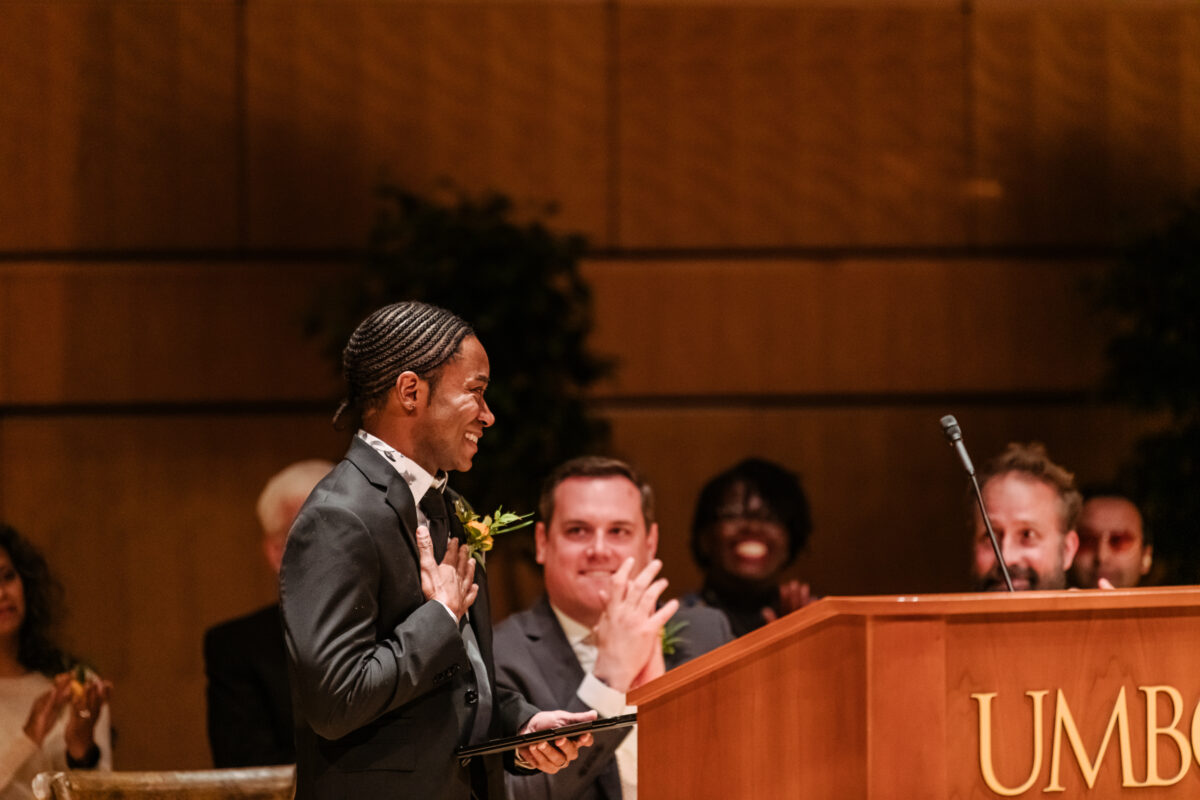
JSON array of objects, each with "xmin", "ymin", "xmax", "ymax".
[
  {"xmin": 818, "ymin": 584, "xmax": 1200, "ymax": 616},
  {"xmin": 630, "ymin": 585, "xmax": 1200, "ymax": 706}
]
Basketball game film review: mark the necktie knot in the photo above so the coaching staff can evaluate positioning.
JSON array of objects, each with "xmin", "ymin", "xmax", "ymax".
[
  {"xmin": 420, "ymin": 488, "xmax": 450, "ymax": 553},
  {"xmin": 420, "ymin": 488, "xmax": 448, "ymax": 522}
]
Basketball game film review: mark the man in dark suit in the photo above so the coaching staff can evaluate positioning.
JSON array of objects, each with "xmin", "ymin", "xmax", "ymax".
[
  {"xmin": 280, "ymin": 302, "xmax": 593, "ymax": 800},
  {"xmin": 495, "ymin": 456, "xmax": 734, "ymax": 800},
  {"xmin": 204, "ymin": 459, "xmax": 332, "ymax": 767}
]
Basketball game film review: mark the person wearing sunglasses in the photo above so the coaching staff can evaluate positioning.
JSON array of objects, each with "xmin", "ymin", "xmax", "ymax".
[{"xmin": 1070, "ymin": 487, "xmax": 1153, "ymax": 589}]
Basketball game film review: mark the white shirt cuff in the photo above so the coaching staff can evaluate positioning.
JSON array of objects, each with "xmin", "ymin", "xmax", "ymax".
[
  {"xmin": 577, "ymin": 672, "xmax": 636, "ymax": 718},
  {"xmin": 435, "ymin": 599, "xmax": 458, "ymax": 624}
]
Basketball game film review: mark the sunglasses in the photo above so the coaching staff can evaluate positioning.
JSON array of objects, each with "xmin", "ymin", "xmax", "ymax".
[{"xmin": 1077, "ymin": 530, "xmax": 1140, "ymax": 554}]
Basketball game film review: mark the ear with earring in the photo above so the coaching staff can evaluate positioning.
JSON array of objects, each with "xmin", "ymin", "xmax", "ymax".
[{"xmin": 394, "ymin": 372, "xmax": 420, "ymax": 413}]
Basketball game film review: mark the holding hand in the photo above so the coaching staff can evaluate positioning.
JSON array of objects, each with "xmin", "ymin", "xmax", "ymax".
[
  {"xmin": 23, "ymin": 676, "xmax": 72, "ymax": 747},
  {"xmin": 22, "ymin": 670, "xmax": 112, "ymax": 762},
  {"xmin": 592, "ymin": 558, "xmax": 679, "ymax": 693},
  {"xmin": 63, "ymin": 670, "xmax": 112, "ymax": 761},
  {"xmin": 516, "ymin": 709, "xmax": 597, "ymax": 774},
  {"xmin": 417, "ymin": 526, "xmax": 478, "ymax": 621}
]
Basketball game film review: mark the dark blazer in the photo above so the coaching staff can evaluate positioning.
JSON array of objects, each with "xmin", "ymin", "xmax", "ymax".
[
  {"xmin": 203, "ymin": 603, "xmax": 294, "ymax": 767},
  {"xmin": 280, "ymin": 437, "xmax": 538, "ymax": 800},
  {"xmin": 494, "ymin": 596, "xmax": 733, "ymax": 800}
]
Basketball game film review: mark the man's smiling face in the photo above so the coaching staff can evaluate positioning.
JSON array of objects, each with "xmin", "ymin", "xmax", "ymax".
[
  {"xmin": 536, "ymin": 475, "xmax": 659, "ymax": 627},
  {"xmin": 409, "ymin": 335, "xmax": 494, "ymax": 475},
  {"xmin": 971, "ymin": 472, "xmax": 1078, "ymax": 592}
]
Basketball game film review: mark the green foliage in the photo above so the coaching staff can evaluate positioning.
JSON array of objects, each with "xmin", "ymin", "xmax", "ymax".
[
  {"xmin": 1097, "ymin": 191, "xmax": 1200, "ymax": 583},
  {"xmin": 660, "ymin": 618, "xmax": 690, "ymax": 657},
  {"xmin": 307, "ymin": 184, "xmax": 612, "ymax": 514}
]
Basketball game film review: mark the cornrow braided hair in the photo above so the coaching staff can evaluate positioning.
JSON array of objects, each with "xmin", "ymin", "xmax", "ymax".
[{"xmin": 334, "ymin": 301, "xmax": 474, "ymax": 428}]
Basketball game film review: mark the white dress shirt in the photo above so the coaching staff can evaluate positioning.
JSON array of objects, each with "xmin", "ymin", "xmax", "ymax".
[{"xmin": 551, "ymin": 603, "xmax": 639, "ymax": 800}]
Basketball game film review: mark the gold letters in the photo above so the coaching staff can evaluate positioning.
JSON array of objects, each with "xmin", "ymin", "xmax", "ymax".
[
  {"xmin": 1131, "ymin": 686, "xmax": 1190, "ymax": 787},
  {"xmin": 974, "ymin": 691, "xmax": 1047, "ymax": 797},
  {"xmin": 975, "ymin": 684, "xmax": 1199, "ymax": 795},
  {"xmin": 1045, "ymin": 687, "xmax": 1133, "ymax": 791}
]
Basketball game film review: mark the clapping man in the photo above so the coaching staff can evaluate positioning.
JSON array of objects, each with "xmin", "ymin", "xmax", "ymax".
[{"xmin": 495, "ymin": 456, "xmax": 732, "ymax": 800}]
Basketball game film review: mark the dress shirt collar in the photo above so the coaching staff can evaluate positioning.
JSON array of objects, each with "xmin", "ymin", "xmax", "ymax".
[
  {"xmin": 549, "ymin": 601, "xmax": 594, "ymax": 648},
  {"xmin": 356, "ymin": 429, "xmax": 447, "ymax": 500}
]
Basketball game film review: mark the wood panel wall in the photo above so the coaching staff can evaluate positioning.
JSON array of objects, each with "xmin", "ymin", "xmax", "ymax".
[{"xmin": 1, "ymin": 0, "xmax": 1194, "ymax": 771}]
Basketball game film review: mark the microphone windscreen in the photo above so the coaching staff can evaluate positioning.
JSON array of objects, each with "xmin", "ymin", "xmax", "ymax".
[{"xmin": 940, "ymin": 415, "xmax": 962, "ymax": 442}]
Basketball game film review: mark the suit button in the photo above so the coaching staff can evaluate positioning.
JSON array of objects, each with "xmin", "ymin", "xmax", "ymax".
[{"xmin": 465, "ymin": 689, "xmax": 478, "ymax": 704}]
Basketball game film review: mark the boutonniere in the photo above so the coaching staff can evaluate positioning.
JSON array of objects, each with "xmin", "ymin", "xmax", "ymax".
[
  {"xmin": 660, "ymin": 618, "xmax": 690, "ymax": 656},
  {"xmin": 454, "ymin": 498, "xmax": 534, "ymax": 567}
]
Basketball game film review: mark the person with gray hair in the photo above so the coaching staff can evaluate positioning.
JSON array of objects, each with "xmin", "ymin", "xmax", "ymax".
[
  {"xmin": 280, "ymin": 301, "xmax": 593, "ymax": 800},
  {"xmin": 203, "ymin": 458, "xmax": 332, "ymax": 767}
]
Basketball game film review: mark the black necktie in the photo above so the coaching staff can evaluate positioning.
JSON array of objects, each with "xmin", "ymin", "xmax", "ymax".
[
  {"xmin": 419, "ymin": 487, "xmax": 493, "ymax": 743},
  {"xmin": 419, "ymin": 488, "xmax": 450, "ymax": 560}
]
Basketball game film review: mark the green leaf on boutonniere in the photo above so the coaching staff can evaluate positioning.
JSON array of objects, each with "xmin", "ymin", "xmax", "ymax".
[
  {"xmin": 661, "ymin": 618, "xmax": 689, "ymax": 656},
  {"xmin": 454, "ymin": 498, "xmax": 534, "ymax": 567}
]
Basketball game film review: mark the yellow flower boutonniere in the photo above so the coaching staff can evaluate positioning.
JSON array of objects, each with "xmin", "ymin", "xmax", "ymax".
[{"xmin": 454, "ymin": 499, "xmax": 534, "ymax": 567}]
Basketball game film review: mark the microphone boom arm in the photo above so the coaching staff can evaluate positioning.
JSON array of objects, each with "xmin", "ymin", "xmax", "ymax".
[
  {"xmin": 969, "ymin": 472, "xmax": 1014, "ymax": 592},
  {"xmin": 940, "ymin": 415, "xmax": 1014, "ymax": 593}
]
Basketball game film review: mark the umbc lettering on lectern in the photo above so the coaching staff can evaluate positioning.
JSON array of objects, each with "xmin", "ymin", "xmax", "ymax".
[{"xmin": 974, "ymin": 686, "xmax": 1200, "ymax": 795}]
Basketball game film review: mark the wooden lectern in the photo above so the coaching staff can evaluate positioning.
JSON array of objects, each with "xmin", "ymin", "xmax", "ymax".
[{"xmin": 629, "ymin": 587, "xmax": 1200, "ymax": 799}]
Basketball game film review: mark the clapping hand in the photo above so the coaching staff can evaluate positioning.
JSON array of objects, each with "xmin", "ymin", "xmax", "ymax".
[
  {"xmin": 63, "ymin": 670, "xmax": 112, "ymax": 761},
  {"xmin": 592, "ymin": 558, "xmax": 679, "ymax": 693},
  {"xmin": 23, "ymin": 670, "xmax": 112, "ymax": 762},
  {"xmin": 761, "ymin": 579, "xmax": 814, "ymax": 624},
  {"xmin": 23, "ymin": 675, "xmax": 72, "ymax": 747}
]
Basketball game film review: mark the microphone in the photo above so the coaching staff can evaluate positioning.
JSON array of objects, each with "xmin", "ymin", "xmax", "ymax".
[
  {"xmin": 939, "ymin": 415, "xmax": 975, "ymax": 476},
  {"xmin": 939, "ymin": 415, "xmax": 1014, "ymax": 592}
]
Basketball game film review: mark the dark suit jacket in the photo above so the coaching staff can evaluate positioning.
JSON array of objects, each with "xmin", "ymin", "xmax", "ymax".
[
  {"xmin": 280, "ymin": 438, "xmax": 538, "ymax": 800},
  {"xmin": 494, "ymin": 597, "xmax": 733, "ymax": 800},
  {"xmin": 203, "ymin": 603, "xmax": 294, "ymax": 767}
]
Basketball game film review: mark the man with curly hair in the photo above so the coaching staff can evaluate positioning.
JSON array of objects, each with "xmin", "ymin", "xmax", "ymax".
[{"xmin": 969, "ymin": 442, "xmax": 1082, "ymax": 592}]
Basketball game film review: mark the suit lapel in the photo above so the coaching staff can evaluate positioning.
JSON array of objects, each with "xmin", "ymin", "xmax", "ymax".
[
  {"xmin": 345, "ymin": 437, "xmax": 420, "ymax": 560},
  {"xmin": 528, "ymin": 598, "xmax": 624, "ymax": 800},
  {"xmin": 346, "ymin": 441, "xmax": 509, "ymax": 725},
  {"xmin": 526, "ymin": 597, "xmax": 588, "ymax": 709}
]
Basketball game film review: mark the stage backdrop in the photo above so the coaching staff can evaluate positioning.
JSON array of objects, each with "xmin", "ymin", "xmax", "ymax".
[{"xmin": 1, "ymin": 0, "xmax": 1195, "ymax": 771}]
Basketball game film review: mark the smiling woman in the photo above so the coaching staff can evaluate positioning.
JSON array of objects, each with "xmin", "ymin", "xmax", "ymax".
[
  {"xmin": 0, "ymin": 525, "xmax": 113, "ymax": 800},
  {"xmin": 684, "ymin": 459, "xmax": 814, "ymax": 637}
]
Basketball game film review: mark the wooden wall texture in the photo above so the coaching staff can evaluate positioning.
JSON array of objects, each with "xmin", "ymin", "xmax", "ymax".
[{"xmin": 1, "ymin": 0, "xmax": 1196, "ymax": 770}]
